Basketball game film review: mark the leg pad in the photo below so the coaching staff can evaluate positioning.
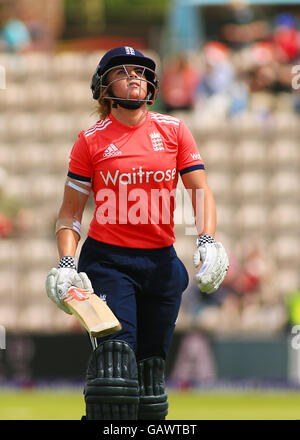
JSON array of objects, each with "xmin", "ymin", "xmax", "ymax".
[
  {"xmin": 84, "ymin": 340, "xmax": 139, "ymax": 420},
  {"xmin": 138, "ymin": 357, "xmax": 168, "ymax": 420}
]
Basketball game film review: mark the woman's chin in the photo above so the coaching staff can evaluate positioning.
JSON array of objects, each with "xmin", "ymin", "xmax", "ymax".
[{"xmin": 127, "ymin": 90, "xmax": 147, "ymax": 101}]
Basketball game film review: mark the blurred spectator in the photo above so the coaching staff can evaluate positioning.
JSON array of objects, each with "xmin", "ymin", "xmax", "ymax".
[
  {"xmin": 0, "ymin": 167, "xmax": 14, "ymax": 238},
  {"xmin": 0, "ymin": 5, "xmax": 31, "ymax": 53},
  {"xmin": 0, "ymin": 167, "xmax": 22, "ymax": 238},
  {"xmin": 248, "ymin": 64, "xmax": 277, "ymax": 93},
  {"xmin": 194, "ymin": 41, "xmax": 248, "ymax": 119},
  {"xmin": 0, "ymin": 1, "xmax": 53, "ymax": 53},
  {"xmin": 220, "ymin": 3, "xmax": 269, "ymax": 51},
  {"xmin": 272, "ymin": 13, "xmax": 300, "ymax": 63},
  {"xmin": 233, "ymin": 242, "xmax": 276, "ymax": 299},
  {"xmin": 0, "ymin": 212, "xmax": 13, "ymax": 238},
  {"xmin": 197, "ymin": 42, "xmax": 235, "ymax": 96},
  {"xmin": 246, "ymin": 40, "xmax": 294, "ymax": 94},
  {"xmin": 228, "ymin": 75, "xmax": 249, "ymax": 116},
  {"xmin": 160, "ymin": 53, "xmax": 200, "ymax": 112},
  {"xmin": 233, "ymin": 245, "xmax": 263, "ymax": 295},
  {"xmin": 26, "ymin": 19, "xmax": 54, "ymax": 51}
]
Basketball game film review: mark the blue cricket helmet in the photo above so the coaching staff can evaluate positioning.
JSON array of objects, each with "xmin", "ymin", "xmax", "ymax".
[{"xmin": 90, "ymin": 46, "xmax": 158, "ymax": 107}]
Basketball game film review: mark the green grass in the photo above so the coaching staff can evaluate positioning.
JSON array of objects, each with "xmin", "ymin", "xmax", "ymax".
[
  {"xmin": 167, "ymin": 390, "xmax": 300, "ymax": 420},
  {"xmin": 0, "ymin": 389, "xmax": 85, "ymax": 420},
  {"xmin": 0, "ymin": 389, "xmax": 299, "ymax": 420}
]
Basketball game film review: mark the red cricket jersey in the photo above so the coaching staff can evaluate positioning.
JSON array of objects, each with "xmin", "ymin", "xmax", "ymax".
[{"xmin": 68, "ymin": 111, "xmax": 205, "ymax": 248}]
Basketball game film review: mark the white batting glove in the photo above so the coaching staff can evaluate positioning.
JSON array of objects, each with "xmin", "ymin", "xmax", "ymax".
[
  {"xmin": 46, "ymin": 256, "xmax": 93, "ymax": 314},
  {"xmin": 193, "ymin": 234, "xmax": 229, "ymax": 294}
]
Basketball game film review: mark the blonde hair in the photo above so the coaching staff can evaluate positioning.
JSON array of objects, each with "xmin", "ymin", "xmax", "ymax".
[{"xmin": 95, "ymin": 98, "xmax": 111, "ymax": 120}]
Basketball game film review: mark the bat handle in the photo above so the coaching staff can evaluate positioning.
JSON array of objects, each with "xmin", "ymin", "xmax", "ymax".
[{"xmin": 89, "ymin": 333, "xmax": 98, "ymax": 350}]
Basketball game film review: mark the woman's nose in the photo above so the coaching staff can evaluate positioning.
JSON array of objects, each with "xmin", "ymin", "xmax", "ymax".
[{"xmin": 129, "ymin": 69, "xmax": 138, "ymax": 77}]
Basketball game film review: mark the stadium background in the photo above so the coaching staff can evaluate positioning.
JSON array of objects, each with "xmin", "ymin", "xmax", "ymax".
[{"xmin": 0, "ymin": 0, "xmax": 300, "ymax": 419}]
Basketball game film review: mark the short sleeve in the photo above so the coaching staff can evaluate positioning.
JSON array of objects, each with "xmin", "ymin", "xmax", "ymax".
[
  {"xmin": 68, "ymin": 131, "xmax": 93, "ymax": 182},
  {"xmin": 177, "ymin": 121, "xmax": 205, "ymax": 176}
]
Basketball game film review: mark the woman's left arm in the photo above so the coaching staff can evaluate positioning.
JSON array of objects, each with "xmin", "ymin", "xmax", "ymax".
[
  {"xmin": 181, "ymin": 169, "xmax": 216, "ymax": 237},
  {"xmin": 181, "ymin": 168, "xmax": 229, "ymax": 294}
]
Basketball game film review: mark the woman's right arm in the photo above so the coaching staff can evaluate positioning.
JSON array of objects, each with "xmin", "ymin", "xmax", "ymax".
[
  {"xmin": 56, "ymin": 181, "xmax": 90, "ymax": 259},
  {"xmin": 45, "ymin": 180, "xmax": 91, "ymax": 314}
]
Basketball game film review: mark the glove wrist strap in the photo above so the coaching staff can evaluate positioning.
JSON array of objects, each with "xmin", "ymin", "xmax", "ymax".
[
  {"xmin": 197, "ymin": 234, "xmax": 215, "ymax": 247},
  {"xmin": 58, "ymin": 255, "xmax": 77, "ymax": 269}
]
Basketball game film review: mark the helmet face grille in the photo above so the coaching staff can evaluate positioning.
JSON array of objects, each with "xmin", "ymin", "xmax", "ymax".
[
  {"xmin": 90, "ymin": 47, "xmax": 158, "ymax": 105},
  {"xmin": 100, "ymin": 64, "xmax": 158, "ymax": 105}
]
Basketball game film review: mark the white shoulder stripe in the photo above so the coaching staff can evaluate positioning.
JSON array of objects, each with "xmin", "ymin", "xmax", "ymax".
[
  {"xmin": 151, "ymin": 118, "xmax": 180, "ymax": 126},
  {"xmin": 151, "ymin": 112, "xmax": 175, "ymax": 118},
  {"xmin": 151, "ymin": 116, "xmax": 180, "ymax": 122},
  {"xmin": 150, "ymin": 113, "xmax": 180, "ymax": 122},
  {"xmin": 85, "ymin": 120, "xmax": 112, "ymax": 137},
  {"xmin": 84, "ymin": 121, "xmax": 108, "ymax": 136},
  {"xmin": 84, "ymin": 118, "xmax": 111, "ymax": 136},
  {"xmin": 84, "ymin": 120, "xmax": 107, "ymax": 135}
]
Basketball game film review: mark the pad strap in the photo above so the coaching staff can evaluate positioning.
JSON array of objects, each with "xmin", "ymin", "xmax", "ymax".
[
  {"xmin": 55, "ymin": 218, "xmax": 81, "ymax": 238},
  {"xmin": 84, "ymin": 340, "xmax": 139, "ymax": 420},
  {"xmin": 138, "ymin": 357, "xmax": 168, "ymax": 420}
]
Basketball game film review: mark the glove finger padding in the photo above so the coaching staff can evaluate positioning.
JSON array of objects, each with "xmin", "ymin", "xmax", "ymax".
[
  {"xmin": 213, "ymin": 243, "xmax": 229, "ymax": 285},
  {"xmin": 46, "ymin": 268, "xmax": 72, "ymax": 314},
  {"xmin": 56, "ymin": 268, "xmax": 80, "ymax": 297},
  {"xmin": 46, "ymin": 266, "xmax": 94, "ymax": 314},
  {"xmin": 203, "ymin": 245, "xmax": 228, "ymax": 293},
  {"xmin": 194, "ymin": 242, "xmax": 229, "ymax": 294},
  {"xmin": 46, "ymin": 267, "xmax": 58, "ymax": 293},
  {"xmin": 78, "ymin": 272, "xmax": 94, "ymax": 292},
  {"xmin": 193, "ymin": 249, "xmax": 201, "ymax": 268},
  {"xmin": 198, "ymin": 260, "xmax": 227, "ymax": 294}
]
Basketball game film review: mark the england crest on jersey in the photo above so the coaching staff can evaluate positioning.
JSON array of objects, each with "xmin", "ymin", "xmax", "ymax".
[{"xmin": 149, "ymin": 132, "xmax": 165, "ymax": 151}]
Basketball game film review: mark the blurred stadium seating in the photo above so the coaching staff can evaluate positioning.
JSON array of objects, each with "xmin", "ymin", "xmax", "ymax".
[{"xmin": 0, "ymin": 50, "xmax": 299, "ymax": 336}]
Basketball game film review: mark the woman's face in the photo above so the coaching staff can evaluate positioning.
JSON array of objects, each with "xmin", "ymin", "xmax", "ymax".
[{"xmin": 106, "ymin": 65, "xmax": 148, "ymax": 101}]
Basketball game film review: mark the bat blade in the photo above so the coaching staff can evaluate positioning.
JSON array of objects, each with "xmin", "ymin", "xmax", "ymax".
[{"xmin": 63, "ymin": 287, "xmax": 122, "ymax": 337}]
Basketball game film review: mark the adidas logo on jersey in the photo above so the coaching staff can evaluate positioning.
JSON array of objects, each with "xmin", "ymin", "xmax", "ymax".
[{"xmin": 103, "ymin": 144, "xmax": 122, "ymax": 157}]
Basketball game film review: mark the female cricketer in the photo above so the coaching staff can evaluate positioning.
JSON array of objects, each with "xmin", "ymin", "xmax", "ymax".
[{"xmin": 46, "ymin": 47, "xmax": 229, "ymax": 420}]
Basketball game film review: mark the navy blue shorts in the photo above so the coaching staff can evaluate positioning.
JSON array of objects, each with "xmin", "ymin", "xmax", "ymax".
[{"xmin": 78, "ymin": 236, "xmax": 189, "ymax": 361}]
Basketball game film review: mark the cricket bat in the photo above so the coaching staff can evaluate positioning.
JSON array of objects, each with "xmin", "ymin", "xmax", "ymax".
[{"xmin": 63, "ymin": 287, "xmax": 122, "ymax": 337}]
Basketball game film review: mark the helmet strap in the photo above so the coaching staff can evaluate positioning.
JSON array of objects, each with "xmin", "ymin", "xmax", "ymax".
[
  {"xmin": 115, "ymin": 99, "xmax": 144, "ymax": 110},
  {"xmin": 110, "ymin": 90, "xmax": 145, "ymax": 109}
]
